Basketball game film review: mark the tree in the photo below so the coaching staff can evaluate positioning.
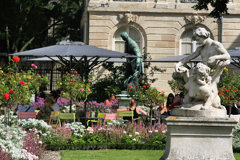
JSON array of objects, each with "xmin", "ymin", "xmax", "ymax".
[
  {"xmin": 193, "ymin": 0, "xmax": 229, "ymax": 18},
  {"xmin": 0, "ymin": 0, "xmax": 84, "ymax": 53}
]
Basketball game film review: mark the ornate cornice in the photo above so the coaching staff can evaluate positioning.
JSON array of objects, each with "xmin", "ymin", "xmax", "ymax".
[
  {"xmin": 184, "ymin": 13, "xmax": 206, "ymax": 25},
  {"xmin": 117, "ymin": 12, "xmax": 138, "ymax": 24}
]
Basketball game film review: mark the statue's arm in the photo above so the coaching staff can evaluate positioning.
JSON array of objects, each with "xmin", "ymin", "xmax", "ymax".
[
  {"xmin": 211, "ymin": 43, "xmax": 230, "ymax": 60},
  {"xmin": 175, "ymin": 47, "xmax": 201, "ymax": 72},
  {"xmin": 208, "ymin": 43, "xmax": 231, "ymax": 67}
]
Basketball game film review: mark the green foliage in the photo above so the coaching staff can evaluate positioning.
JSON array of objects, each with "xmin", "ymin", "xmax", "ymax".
[
  {"xmin": 0, "ymin": 0, "xmax": 84, "ymax": 53},
  {"xmin": 218, "ymin": 69, "xmax": 240, "ymax": 106},
  {"xmin": 0, "ymin": 58, "xmax": 49, "ymax": 107},
  {"xmin": 61, "ymin": 150, "xmax": 166, "ymax": 160},
  {"xmin": 57, "ymin": 71, "xmax": 91, "ymax": 103},
  {"xmin": 127, "ymin": 86, "xmax": 165, "ymax": 107},
  {"xmin": 193, "ymin": 0, "xmax": 229, "ymax": 18},
  {"xmin": 83, "ymin": 134, "xmax": 107, "ymax": 144},
  {"xmin": 168, "ymin": 79, "xmax": 184, "ymax": 94},
  {"xmin": 148, "ymin": 134, "xmax": 166, "ymax": 146},
  {"xmin": 89, "ymin": 76, "xmax": 123, "ymax": 102},
  {"xmin": 121, "ymin": 135, "xmax": 138, "ymax": 144}
]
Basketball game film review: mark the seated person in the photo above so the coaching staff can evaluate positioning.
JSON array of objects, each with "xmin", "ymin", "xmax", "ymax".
[
  {"xmin": 157, "ymin": 103, "xmax": 168, "ymax": 124},
  {"xmin": 50, "ymin": 90, "xmax": 61, "ymax": 111},
  {"xmin": 117, "ymin": 98, "xmax": 147, "ymax": 122},
  {"xmin": 37, "ymin": 97, "xmax": 54, "ymax": 119},
  {"xmin": 166, "ymin": 93, "xmax": 175, "ymax": 108},
  {"xmin": 167, "ymin": 94, "xmax": 182, "ymax": 114},
  {"xmin": 104, "ymin": 94, "xmax": 116, "ymax": 106}
]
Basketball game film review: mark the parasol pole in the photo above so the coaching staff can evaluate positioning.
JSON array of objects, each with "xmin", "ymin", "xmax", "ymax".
[{"xmin": 70, "ymin": 55, "xmax": 72, "ymax": 113}]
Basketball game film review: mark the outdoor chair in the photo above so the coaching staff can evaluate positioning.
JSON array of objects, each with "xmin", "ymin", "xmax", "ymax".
[
  {"xmin": 49, "ymin": 111, "xmax": 60, "ymax": 127},
  {"xmin": 87, "ymin": 113, "xmax": 105, "ymax": 128},
  {"xmin": 117, "ymin": 111, "xmax": 133, "ymax": 123},
  {"xmin": 18, "ymin": 112, "xmax": 36, "ymax": 120},
  {"xmin": 103, "ymin": 113, "xmax": 117, "ymax": 125},
  {"xmin": 57, "ymin": 113, "xmax": 75, "ymax": 127}
]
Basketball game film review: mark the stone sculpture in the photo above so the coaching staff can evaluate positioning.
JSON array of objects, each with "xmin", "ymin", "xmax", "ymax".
[
  {"xmin": 174, "ymin": 27, "xmax": 230, "ymax": 116},
  {"xmin": 120, "ymin": 32, "xmax": 144, "ymax": 88}
]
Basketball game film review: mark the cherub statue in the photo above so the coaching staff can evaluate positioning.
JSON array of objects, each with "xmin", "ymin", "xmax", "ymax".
[{"xmin": 174, "ymin": 27, "xmax": 230, "ymax": 111}]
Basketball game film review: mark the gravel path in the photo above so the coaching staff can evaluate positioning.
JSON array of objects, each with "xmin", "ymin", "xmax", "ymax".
[{"xmin": 40, "ymin": 151, "xmax": 61, "ymax": 160}]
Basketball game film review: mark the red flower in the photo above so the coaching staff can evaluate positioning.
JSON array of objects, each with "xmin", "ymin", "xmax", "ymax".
[
  {"xmin": 4, "ymin": 93, "xmax": 9, "ymax": 100},
  {"xmin": 225, "ymin": 90, "xmax": 229, "ymax": 92},
  {"xmin": 9, "ymin": 74, "xmax": 12, "ymax": 76},
  {"xmin": 74, "ymin": 70, "xmax": 78, "ymax": 73},
  {"xmin": 20, "ymin": 81, "xmax": 25, "ymax": 86},
  {"xmin": 13, "ymin": 56, "xmax": 20, "ymax": 62},
  {"xmin": 9, "ymin": 90, "xmax": 13, "ymax": 94},
  {"xmin": 78, "ymin": 74, "xmax": 80, "ymax": 77},
  {"xmin": 234, "ymin": 89, "xmax": 237, "ymax": 92},
  {"xmin": 80, "ymin": 80, "xmax": 83, "ymax": 83},
  {"xmin": 219, "ymin": 94, "xmax": 221, "ymax": 96},
  {"xmin": 219, "ymin": 90, "xmax": 223, "ymax": 93},
  {"xmin": 226, "ymin": 97, "xmax": 229, "ymax": 100},
  {"xmin": 143, "ymin": 85, "xmax": 147, "ymax": 88},
  {"xmin": 128, "ymin": 85, "xmax": 132, "ymax": 89},
  {"xmin": 136, "ymin": 86, "xmax": 139, "ymax": 88},
  {"xmin": 72, "ymin": 79, "xmax": 75, "ymax": 82}
]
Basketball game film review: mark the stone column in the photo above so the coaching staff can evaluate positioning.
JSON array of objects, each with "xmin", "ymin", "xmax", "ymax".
[{"xmin": 160, "ymin": 116, "xmax": 238, "ymax": 160}]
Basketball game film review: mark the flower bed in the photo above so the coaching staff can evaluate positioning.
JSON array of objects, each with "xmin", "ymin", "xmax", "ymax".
[{"xmin": 44, "ymin": 120, "xmax": 167, "ymax": 151}]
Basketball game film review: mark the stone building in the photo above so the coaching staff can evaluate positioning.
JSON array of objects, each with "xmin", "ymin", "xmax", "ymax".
[{"xmin": 82, "ymin": 0, "xmax": 240, "ymax": 93}]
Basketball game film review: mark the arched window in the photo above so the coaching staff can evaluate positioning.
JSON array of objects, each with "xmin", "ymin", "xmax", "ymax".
[
  {"xmin": 114, "ymin": 26, "xmax": 142, "ymax": 53},
  {"xmin": 180, "ymin": 29, "xmax": 201, "ymax": 55}
]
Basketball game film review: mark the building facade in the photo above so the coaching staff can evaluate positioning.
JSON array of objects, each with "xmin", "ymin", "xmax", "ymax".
[{"xmin": 83, "ymin": 0, "xmax": 240, "ymax": 93}]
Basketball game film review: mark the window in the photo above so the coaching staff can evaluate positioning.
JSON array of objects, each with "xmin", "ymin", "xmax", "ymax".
[
  {"xmin": 180, "ymin": 29, "xmax": 200, "ymax": 55},
  {"xmin": 114, "ymin": 26, "xmax": 142, "ymax": 53}
]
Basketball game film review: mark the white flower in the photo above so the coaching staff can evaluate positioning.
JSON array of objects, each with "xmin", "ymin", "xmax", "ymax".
[
  {"xmin": 133, "ymin": 138, "xmax": 136, "ymax": 141},
  {"xmin": 135, "ymin": 132, "xmax": 139, "ymax": 135},
  {"xmin": 39, "ymin": 141, "xmax": 42, "ymax": 144},
  {"xmin": 129, "ymin": 134, "xmax": 132, "ymax": 137},
  {"xmin": 149, "ymin": 130, "xmax": 152, "ymax": 133},
  {"xmin": 162, "ymin": 130, "xmax": 167, "ymax": 134},
  {"xmin": 154, "ymin": 130, "xmax": 158, "ymax": 133},
  {"xmin": 123, "ymin": 131, "xmax": 127, "ymax": 134}
]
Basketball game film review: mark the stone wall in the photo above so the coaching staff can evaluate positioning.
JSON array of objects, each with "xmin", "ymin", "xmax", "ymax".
[{"xmin": 86, "ymin": 0, "xmax": 240, "ymax": 94}]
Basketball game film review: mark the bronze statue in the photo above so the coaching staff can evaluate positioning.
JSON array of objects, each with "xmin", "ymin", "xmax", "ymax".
[{"xmin": 120, "ymin": 32, "xmax": 144, "ymax": 88}]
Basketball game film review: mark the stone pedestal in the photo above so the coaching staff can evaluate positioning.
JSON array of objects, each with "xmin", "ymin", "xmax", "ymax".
[
  {"xmin": 161, "ymin": 116, "xmax": 238, "ymax": 160},
  {"xmin": 116, "ymin": 91, "xmax": 131, "ymax": 109}
]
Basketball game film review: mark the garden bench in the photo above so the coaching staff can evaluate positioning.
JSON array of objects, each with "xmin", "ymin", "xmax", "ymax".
[
  {"xmin": 18, "ymin": 112, "xmax": 36, "ymax": 120},
  {"xmin": 87, "ymin": 113, "xmax": 105, "ymax": 128},
  {"xmin": 117, "ymin": 111, "xmax": 133, "ymax": 123},
  {"xmin": 103, "ymin": 113, "xmax": 117, "ymax": 124}
]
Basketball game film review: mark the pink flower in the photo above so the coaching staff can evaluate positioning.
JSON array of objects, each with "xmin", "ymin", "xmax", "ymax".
[
  {"xmin": 87, "ymin": 89, "xmax": 91, "ymax": 92},
  {"xmin": 135, "ymin": 132, "xmax": 139, "ymax": 135},
  {"xmin": 80, "ymin": 88, "xmax": 84, "ymax": 91},
  {"xmin": 31, "ymin": 64, "xmax": 38, "ymax": 69},
  {"xmin": 133, "ymin": 138, "xmax": 136, "ymax": 141}
]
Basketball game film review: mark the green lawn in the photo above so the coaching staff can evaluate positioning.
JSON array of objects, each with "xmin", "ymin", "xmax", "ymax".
[{"xmin": 61, "ymin": 150, "xmax": 240, "ymax": 160}]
